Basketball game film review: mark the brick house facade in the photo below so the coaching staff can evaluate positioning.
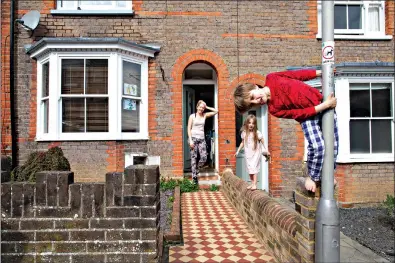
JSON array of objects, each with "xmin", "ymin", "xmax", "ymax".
[{"xmin": 1, "ymin": 0, "xmax": 394, "ymax": 205}]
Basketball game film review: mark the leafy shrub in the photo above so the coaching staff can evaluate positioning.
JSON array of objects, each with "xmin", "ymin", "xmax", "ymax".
[
  {"xmin": 179, "ymin": 178, "xmax": 199, "ymax": 193},
  {"xmin": 159, "ymin": 177, "xmax": 199, "ymax": 193},
  {"xmin": 11, "ymin": 147, "xmax": 70, "ymax": 182},
  {"xmin": 383, "ymin": 194, "xmax": 395, "ymax": 218},
  {"xmin": 209, "ymin": 184, "xmax": 219, "ymax": 191},
  {"xmin": 160, "ymin": 177, "xmax": 178, "ymax": 191}
]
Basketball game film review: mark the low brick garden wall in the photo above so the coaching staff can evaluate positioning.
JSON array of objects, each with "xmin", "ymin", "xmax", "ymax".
[
  {"xmin": 1, "ymin": 165, "xmax": 161, "ymax": 263},
  {"xmin": 222, "ymin": 169, "xmax": 319, "ymax": 263},
  {"xmin": 164, "ymin": 186, "xmax": 181, "ymax": 243}
]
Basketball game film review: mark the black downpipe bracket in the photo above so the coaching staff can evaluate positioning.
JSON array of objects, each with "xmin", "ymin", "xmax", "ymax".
[{"xmin": 10, "ymin": 0, "xmax": 17, "ymax": 169}]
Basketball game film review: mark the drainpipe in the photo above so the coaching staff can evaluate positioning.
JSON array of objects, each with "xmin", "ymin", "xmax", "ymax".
[{"xmin": 10, "ymin": 0, "xmax": 17, "ymax": 169}]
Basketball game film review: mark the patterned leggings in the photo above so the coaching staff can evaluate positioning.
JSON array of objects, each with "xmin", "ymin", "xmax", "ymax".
[
  {"xmin": 301, "ymin": 112, "xmax": 339, "ymax": 182},
  {"xmin": 190, "ymin": 137, "xmax": 207, "ymax": 179}
]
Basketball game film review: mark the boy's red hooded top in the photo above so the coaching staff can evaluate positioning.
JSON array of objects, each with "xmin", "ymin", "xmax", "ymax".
[{"xmin": 265, "ymin": 69, "xmax": 323, "ymax": 122}]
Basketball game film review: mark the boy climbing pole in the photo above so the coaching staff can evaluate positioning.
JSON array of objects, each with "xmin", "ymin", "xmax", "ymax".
[{"xmin": 233, "ymin": 69, "xmax": 338, "ymax": 192}]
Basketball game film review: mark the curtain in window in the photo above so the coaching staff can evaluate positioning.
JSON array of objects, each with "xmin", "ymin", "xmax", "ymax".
[{"xmin": 368, "ymin": 5, "xmax": 380, "ymax": 32}]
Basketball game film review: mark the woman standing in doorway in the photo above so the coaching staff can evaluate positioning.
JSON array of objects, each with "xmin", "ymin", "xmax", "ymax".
[{"xmin": 188, "ymin": 100, "xmax": 218, "ymax": 184}]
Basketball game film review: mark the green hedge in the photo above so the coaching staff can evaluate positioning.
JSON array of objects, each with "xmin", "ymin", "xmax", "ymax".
[{"xmin": 11, "ymin": 147, "xmax": 70, "ymax": 182}]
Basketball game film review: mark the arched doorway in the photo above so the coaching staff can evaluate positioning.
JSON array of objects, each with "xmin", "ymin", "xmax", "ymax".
[{"xmin": 182, "ymin": 63, "xmax": 219, "ymax": 185}]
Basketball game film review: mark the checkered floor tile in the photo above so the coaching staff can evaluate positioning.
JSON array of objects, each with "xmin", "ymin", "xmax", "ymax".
[{"xmin": 169, "ymin": 191, "xmax": 274, "ymax": 263}]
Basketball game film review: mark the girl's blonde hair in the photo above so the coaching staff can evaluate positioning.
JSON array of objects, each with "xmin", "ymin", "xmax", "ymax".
[
  {"xmin": 241, "ymin": 114, "xmax": 259, "ymax": 150},
  {"xmin": 196, "ymin": 100, "xmax": 206, "ymax": 109}
]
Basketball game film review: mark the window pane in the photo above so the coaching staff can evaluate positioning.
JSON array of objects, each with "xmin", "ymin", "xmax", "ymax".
[
  {"xmin": 371, "ymin": 120, "xmax": 392, "ymax": 153},
  {"xmin": 43, "ymin": 99, "xmax": 49, "ymax": 133},
  {"xmin": 348, "ymin": 5, "xmax": 362, "ymax": 29},
  {"xmin": 86, "ymin": 98, "xmax": 108, "ymax": 132},
  {"xmin": 123, "ymin": 61, "xmax": 141, "ymax": 97},
  {"xmin": 372, "ymin": 84, "xmax": 391, "ymax": 117},
  {"xmin": 122, "ymin": 98, "xmax": 140, "ymax": 132},
  {"xmin": 86, "ymin": 59, "xmax": 108, "ymax": 94},
  {"xmin": 116, "ymin": 1, "xmax": 127, "ymax": 7},
  {"xmin": 335, "ymin": 5, "xmax": 347, "ymax": 29},
  {"xmin": 368, "ymin": 5, "xmax": 380, "ymax": 31},
  {"xmin": 184, "ymin": 69, "xmax": 213, "ymax": 80},
  {"xmin": 80, "ymin": 1, "xmax": 112, "ymax": 6},
  {"xmin": 59, "ymin": 0, "xmax": 76, "ymax": 9},
  {"xmin": 42, "ymin": 62, "xmax": 49, "ymax": 97},
  {"xmin": 350, "ymin": 83, "xmax": 371, "ymax": 117},
  {"xmin": 62, "ymin": 60, "xmax": 84, "ymax": 94},
  {"xmin": 350, "ymin": 120, "xmax": 370, "ymax": 153},
  {"xmin": 62, "ymin": 98, "xmax": 85, "ymax": 132}
]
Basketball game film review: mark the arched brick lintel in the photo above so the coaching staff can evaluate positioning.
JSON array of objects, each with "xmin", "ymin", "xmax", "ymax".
[
  {"xmin": 170, "ymin": 49, "xmax": 233, "ymax": 177},
  {"xmin": 229, "ymin": 73, "xmax": 266, "ymax": 89}
]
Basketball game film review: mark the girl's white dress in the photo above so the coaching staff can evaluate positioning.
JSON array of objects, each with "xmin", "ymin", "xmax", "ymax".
[{"xmin": 241, "ymin": 130, "xmax": 263, "ymax": 174}]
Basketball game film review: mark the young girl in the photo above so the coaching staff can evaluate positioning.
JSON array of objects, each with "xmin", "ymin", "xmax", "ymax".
[{"xmin": 235, "ymin": 114, "xmax": 270, "ymax": 190}]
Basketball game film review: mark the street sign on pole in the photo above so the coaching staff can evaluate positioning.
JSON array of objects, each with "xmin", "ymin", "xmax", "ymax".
[{"xmin": 315, "ymin": 1, "xmax": 340, "ymax": 262}]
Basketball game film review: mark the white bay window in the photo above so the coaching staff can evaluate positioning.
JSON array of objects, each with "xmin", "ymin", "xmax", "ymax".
[
  {"xmin": 28, "ymin": 38, "xmax": 159, "ymax": 141},
  {"xmin": 317, "ymin": 0, "xmax": 392, "ymax": 40}
]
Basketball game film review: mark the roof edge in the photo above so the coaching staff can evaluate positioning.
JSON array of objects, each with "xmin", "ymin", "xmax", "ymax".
[{"xmin": 26, "ymin": 37, "xmax": 161, "ymax": 57}]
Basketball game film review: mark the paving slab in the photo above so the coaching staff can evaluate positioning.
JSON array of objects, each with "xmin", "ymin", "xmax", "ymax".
[{"xmin": 340, "ymin": 232, "xmax": 390, "ymax": 263}]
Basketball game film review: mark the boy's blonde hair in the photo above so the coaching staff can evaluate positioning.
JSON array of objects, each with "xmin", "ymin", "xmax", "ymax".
[{"xmin": 233, "ymin": 83, "xmax": 256, "ymax": 113}]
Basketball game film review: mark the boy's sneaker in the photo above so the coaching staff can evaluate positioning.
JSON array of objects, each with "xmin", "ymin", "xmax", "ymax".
[{"xmin": 193, "ymin": 177, "xmax": 199, "ymax": 185}]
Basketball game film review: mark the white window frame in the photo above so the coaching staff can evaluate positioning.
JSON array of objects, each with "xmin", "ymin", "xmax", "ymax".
[
  {"xmin": 117, "ymin": 55, "xmax": 149, "ymax": 140},
  {"xmin": 36, "ymin": 51, "xmax": 149, "ymax": 141},
  {"xmin": 317, "ymin": 0, "xmax": 392, "ymax": 40},
  {"xmin": 56, "ymin": 0, "xmax": 132, "ymax": 10},
  {"xmin": 335, "ymin": 77, "xmax": 394, "ymax": 163},
  {"xmin": 39, "ymin": 60, "xmax": 50, "ymax": 134},
  {"xmin": 59, "ymin": 57, "xmax": 110, "ymax": 135},
  {"xmin": 302, "ymin": 75, "xmax": 394, "ymax": 163}
]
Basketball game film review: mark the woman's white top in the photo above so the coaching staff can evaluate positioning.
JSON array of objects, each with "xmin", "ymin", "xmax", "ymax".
[{"xmin": 191, "ymin": 114, "xmax": 206, "ymax": 139}]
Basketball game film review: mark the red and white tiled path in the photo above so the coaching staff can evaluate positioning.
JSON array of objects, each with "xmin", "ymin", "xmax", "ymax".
[{"xmin": 169, "ymin": 191, "xmax": 274, "ymax": 263}]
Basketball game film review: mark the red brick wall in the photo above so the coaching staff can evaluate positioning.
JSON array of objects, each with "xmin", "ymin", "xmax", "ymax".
[
  {"xmin": 386, "ymin": 0, "xmax": 395, "ymax": 36},
  {"xmin": 1, "ymin": 0, "xmax": 394, "ymax": 203},
  {"xmin": 336, "ymin": 163, "xmax": 395, "ymax": 207},
  {"xmin": 1, "ymin": 0, "xmax": 11, "ymax": 155}
]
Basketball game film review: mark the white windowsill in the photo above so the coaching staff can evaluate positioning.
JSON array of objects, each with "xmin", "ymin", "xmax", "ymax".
[
  {"xmin": 336, "ymin": 156, "xmax": 394, "ymax": 163},
  {"xmin": 51, "ymin": 10, "xmax": 135, "ymax": 16},
  {"xmin": 316, "ymin": 34, "xmax": 393, "ymax": 40},
  {"xmin": 304, "ymin": 156, "xmax": 394, "ymax": 163},
  {"xmin": 36, "ymin": 134, "xmax": 150, "ymax": 141}
]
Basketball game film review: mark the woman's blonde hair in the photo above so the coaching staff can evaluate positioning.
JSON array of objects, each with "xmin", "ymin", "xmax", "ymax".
[
  {"xmin": 196, "ymin": 100, "xmax": 206, "ymax": 109},
  {"xmin": 233, "ymin": 83, "xmax": 256, "ymax": 113},
  {"xmin": 241, "ymin": 114, "xmax": 259, "ymax": 150}
]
